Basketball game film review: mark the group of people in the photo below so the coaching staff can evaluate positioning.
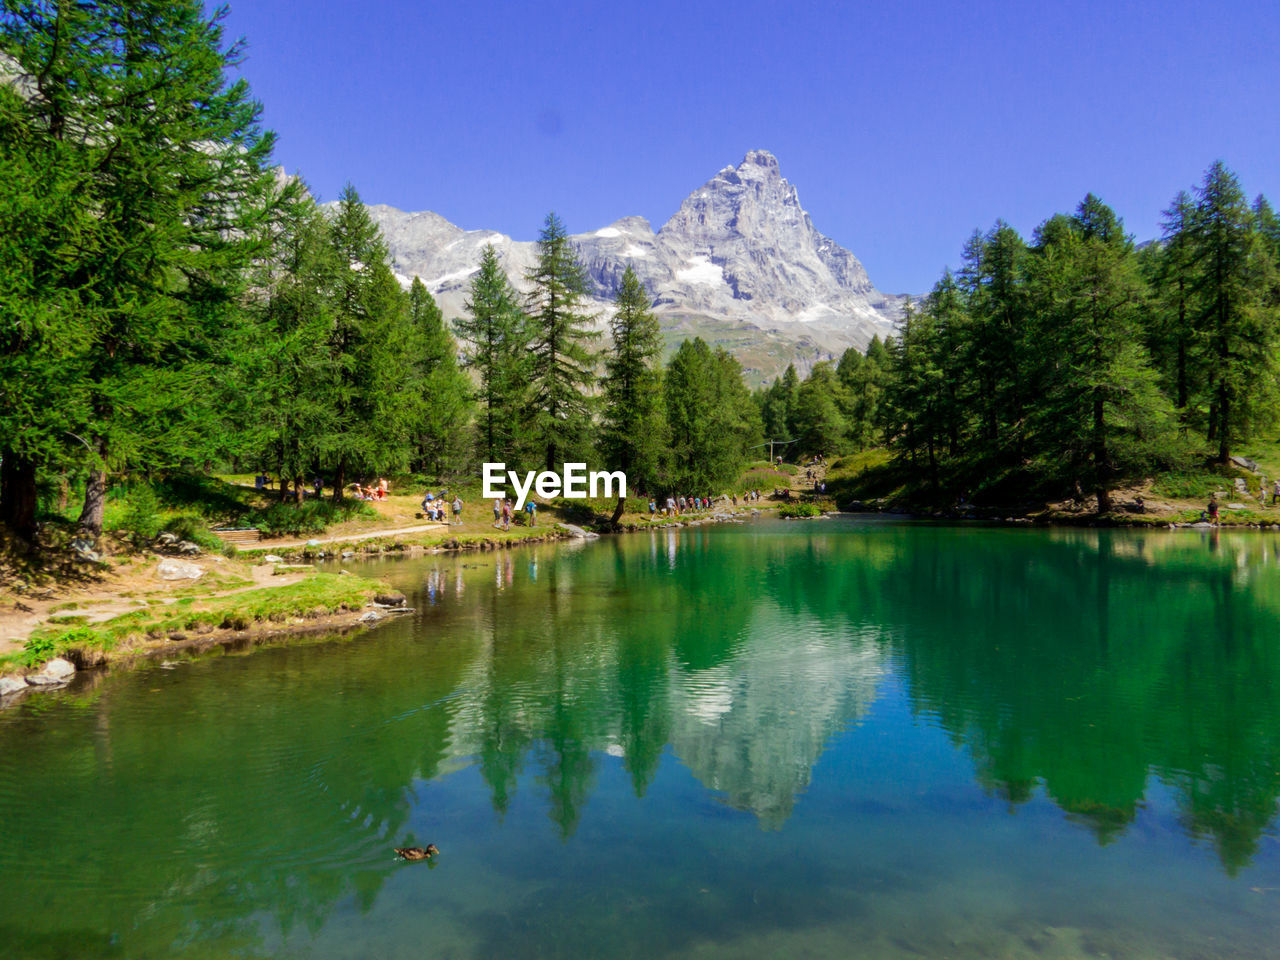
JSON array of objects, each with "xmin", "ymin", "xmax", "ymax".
[
  {"xmin": 352, "ymin": 478, "xmax": 390, "ymax": 501},
  {"xmin": 492, "ymin": 498, "xmax": 535, "ymax": 530},
  {"xmin": 651, "ymin": 494, "xmax": 724, "ymax": 516},
  {"xmin": 422, "ymin": 490, "xmax": 463, "ymax": 524}
]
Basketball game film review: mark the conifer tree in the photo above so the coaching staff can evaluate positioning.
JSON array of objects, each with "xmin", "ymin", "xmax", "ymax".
[
  {"xmin": 1186, "ymin": 163, "xmax": 1278, "ymax": 463},
  {"xmin": 457, "ymin": 245, "xmax": 532, "ymax": 464},
  {"xmin": 525, "ymin": 213, "xmax": 600, "ymax": 470},
  {"xmin": 665, "ymin": 339, "xmax": 760, "ymax": 491},
  {"xmin": 1027, "ymin": 196, "xmax": 1177, "ymax": 510},
  {"xmin": 600, "ymin": 266, "xmax": 666, "ymax": 493},
  {"xmin": 793, "ymin": 362, "xmax": 848, "ymax": 457},
  {"xmin": 1, "ymin": 1, "xmax": 278, "ymax": 537},
  {"xmin": 326, "ymin": 184, "xmax": 418, "ymax": 497},
  {"xmin": 1147, "ymin": 191, "xmax": 1201, "ymax": 427},
  {"xmin": 408, "ymin": 278, "xmax": 472, "ymax": 478},
  {"xmin": 241, "ymin": 183, "xmax": 341, "ymax": 503}
]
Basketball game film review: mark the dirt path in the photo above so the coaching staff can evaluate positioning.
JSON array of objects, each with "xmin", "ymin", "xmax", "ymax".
[{"xmin": 252, "ymin": 522, "xmax": 449, "ymax": 551}]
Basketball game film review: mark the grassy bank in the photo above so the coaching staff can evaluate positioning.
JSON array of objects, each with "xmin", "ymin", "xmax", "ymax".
[
  {"xmin": 823, "ymin": 442, "xmax": 1280, "ymax": 526},
  {"xmin": 5, "ymin": 572, "xmax": 383, "ymax": 673}
]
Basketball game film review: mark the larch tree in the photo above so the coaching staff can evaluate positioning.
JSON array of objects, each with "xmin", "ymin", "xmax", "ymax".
[
  {"xmin": 1, "ymin": 0, "xmax": 279, "ymax": 538},
  {"xmin": 525, "ymin": 213, "xmax": 600, "ymax": 471},
  {"xmin": 600, "ymin": 266, "xmax": 666, "ymax": 496},
  {"xmin": 408, "ymin": 277, "xmax": 472, "ymax": 479},
  {"xmin": 456, "ymin": 244, "xmax": 532, "ymax": 464},
  {"xmin": 1186, "ymin": 162, "xmax": 1278, "ymax": 463}
]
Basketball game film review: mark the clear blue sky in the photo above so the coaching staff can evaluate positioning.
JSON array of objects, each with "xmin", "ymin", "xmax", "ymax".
[{"xmin": 219, "ymin": 0, "xmax": 1279, "ymax": 294}]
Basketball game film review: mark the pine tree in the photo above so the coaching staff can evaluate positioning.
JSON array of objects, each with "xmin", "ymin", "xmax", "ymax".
[
  {"xmin": 525, "ymin": 213, "xmax": 600, "ymax": 470},
  {"xmin": 1027, "ymin": 196, "xmax": 1177, "ymax": 511},
  {"xmin": 1186, "ymin": 163, "xmax": 1278, "ymax": 463},
  {"xmin": 1, "ymin": 1, "xmax": 279, "ymax": 537},
  {"xmin": 456, "ymin": 245, "xmax": 532, "ymax": 464},
  {"xmin": 1147, "ymin": 191, "xmax": 1201, "ymax": 428},
  {"xmin": 409, "ymin": 278, "xmax": 472, "ymax": 479},
  {"xmin": 793, "ymin": 362, "xmax": 848, "ymax": 457},
  {"xmin": 325, "ymin": 183, "xmax": 417, "ymax": 497},
  {"xmin": 664, "ymin": 339, "xmax": 760, "ymax": 491},
  {"xmin": 241, "ymin": 182, "xmax": 341, "ymax": 503},
  {"xmin": 600, "ymin": 266, "xmax": 666, "ymax": 493}
]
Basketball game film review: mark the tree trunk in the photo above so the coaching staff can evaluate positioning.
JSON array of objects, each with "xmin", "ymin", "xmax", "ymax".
[
  {"xmin": 0, "ymin": 451, "xmax": 39, "ymax": 544},
  {"xmin": 294, "ymin": 477, "xmax": 304, "ymax": 505},
  {"xmin": 610, "ymin": 496, "xmax": 625, "ymax": 528},
  {"xmin": 78, "ymin": 438, "xmax": 108, "ymax": 538},
  {"xmin": 332, "ymin": 458, "xmax": 346, "ymax": 502},
  {"xmin": 1093, "ymin": 395, "xmax": 1110, "ymax": 514},
  {"xmin": 1216, "ymin": 381, "xmax": 1231, "ymax": 464}
]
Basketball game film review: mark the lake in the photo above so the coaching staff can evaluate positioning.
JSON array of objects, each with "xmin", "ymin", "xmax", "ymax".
[{"xmin": 3, "ymin": 517, "xmax": 1280, "ymax": 958}]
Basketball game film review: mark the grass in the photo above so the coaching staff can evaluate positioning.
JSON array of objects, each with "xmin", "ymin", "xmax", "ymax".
[
  {"xmin": 7, "ymin": 572, "xmax": 382, "ymax": 671},
  {"xmin": 779, "ymin": 503, "xmax": 823, "ymax": 518}
]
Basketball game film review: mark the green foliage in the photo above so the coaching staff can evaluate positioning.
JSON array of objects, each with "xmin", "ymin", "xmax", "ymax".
[
  {"xmin": 0, "ymin": 0, "xmax": 281, "ymax": 537},
  {"xmin": 779, "ymin": 503, "xmax": 822, "ymax": 518},
  {"xmin": 525, "ymin": 213, "xmax": 601, "ymax": 470},
  {"xmin": 120, "ymin": 486, "xmax": 162, "ymax": 546},
  {"xmin": 247, "ymin": 499, "xmax": 376, "ymax": 537},
  {"xmin": 664, "ymin": 338, "xmax": 762, "ymax": 492},
  {"xmin": 600, "ymin": 266, "xmax": 667, "ymax": 493},
  {"xmin": 875, "ymin": 163, "xmax": 1277, "ymax": 510},
  {"xmin": 457, "ymin": 245, "xmax": 535, "ymax": 464}
]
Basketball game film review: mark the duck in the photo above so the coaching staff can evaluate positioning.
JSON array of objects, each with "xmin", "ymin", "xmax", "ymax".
[{"xmin": 394, "ymin": 843, "xmax": 439, "ymax": 861}]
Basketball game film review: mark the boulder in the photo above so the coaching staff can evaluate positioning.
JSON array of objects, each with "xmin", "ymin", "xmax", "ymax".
[
  {"xmin": 1231, "ymin": 454, "xmax": 1259, "ymax": 472},
  {"xmin": 341, "ymin": 550, "xmax": 355, "ymax": 558},
  {"xmin": 260, "ymin": 554, "xmax": 284, "ymax": 563},
  {"xmin": 155, "ymin": 532, "xmax": 179, "ymax": 547},
  {"xmin": 558, "ymin": 523, "xmax": 600, "ymax": 539},
  {"xmin": 177, "ymin": 541, "xmax": 201, "ymax": 555},
  {"xmin": 156, "ymin": 558, "xmax": 203, "ymax": 581},
  {"xmin": 41, "ymin": 658, "xmax": 75, "ymax": 680},
  {"xmin": 305, "ymin": 539, "xmax": 321, "ymax": 548},
  {"xmin": 0, "ymin": 676, "xmax": 27, "ymax": 697},
  {"xmin": 374, "ymin": 592, "xmax": 407, "ymax": 607},
  {"xmin": 69, "ymin": 538, "xmax": 101, "ymax": 563},
  {"xmin": 26, "ymin": 657, "xmax": 76, "ymax": 687},
  {"xmin": 358, "ymin": 610, "xmax": 384, "ymax": 623}
]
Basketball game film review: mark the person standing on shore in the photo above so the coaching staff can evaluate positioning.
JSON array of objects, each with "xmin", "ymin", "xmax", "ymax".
[
  {"xmin": 452, "ymin": 495, "xmax": 463, "ymax": 525},
  {"xmin": 1208, "ymin": 495, "xmax": 1220, "ymax": 526}
]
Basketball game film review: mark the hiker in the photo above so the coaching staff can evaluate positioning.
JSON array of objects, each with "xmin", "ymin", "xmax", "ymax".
[
  {"xmin": 493, "ymin": 498, "xmax": 502, "ymax": 525},
  {"xmin": 526, "ymin": 499, "xmax": 537, "ymax": 526},
  {"xmin": 501, "ymin": 499, "xmax": 512, "ymax": 531},
  {"xmin": 649, "ymin": 499, "xmax": 657, "ymax": 516},
  {"xmin": 1207, "ymin": 495, "xmax": 1220, "ymax": 526},
  {"xmin": 1272, "ymin": 479, "xmax": 1280, "ymax": 505},
  {"xmin": 452, "ymin": 495, "xmax": 463, "ymax": 524},
  {"xmin": 313, "ymin": 477, "xmax": 323, "ymax": 498},
  {"xmin": 1261, "ymin": 475, "xmax": 1269, "ymax": 503}
]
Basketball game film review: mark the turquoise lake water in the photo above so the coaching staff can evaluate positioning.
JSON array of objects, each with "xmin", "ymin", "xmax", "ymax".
[{"xmin": 2, "ymin": 517, "xmax": 1280, "ymax": 957}]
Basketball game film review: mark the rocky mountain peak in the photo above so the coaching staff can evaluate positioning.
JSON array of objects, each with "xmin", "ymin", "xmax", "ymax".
[{"xmin": 360, "ymin": 150, "xmax": 906, "ymax": 383}]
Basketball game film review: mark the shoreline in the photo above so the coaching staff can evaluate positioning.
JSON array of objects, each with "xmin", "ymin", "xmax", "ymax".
[{"xmin": 0, "ymin": 508, "xmax": 771, "ymax": 704}]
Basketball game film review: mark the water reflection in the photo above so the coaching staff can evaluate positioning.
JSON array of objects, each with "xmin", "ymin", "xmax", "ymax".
[{"xmin": 2, "ymin": 522, "xmax": 1280, "ymax": 957}]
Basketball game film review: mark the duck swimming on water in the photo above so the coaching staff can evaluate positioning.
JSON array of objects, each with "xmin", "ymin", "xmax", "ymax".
[{"xmin": 394, "ymin": 843, "xmax": 439, "ymax": 861}]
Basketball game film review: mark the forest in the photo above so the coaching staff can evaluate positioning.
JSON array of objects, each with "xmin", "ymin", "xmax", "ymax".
[{"xmin": 3, "ymin": 1, "xmax": 1278, "ymax": 552}]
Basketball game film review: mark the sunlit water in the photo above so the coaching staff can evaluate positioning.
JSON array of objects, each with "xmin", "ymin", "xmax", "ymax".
[{"xmin": 4, "ymin": 517, "xmax": 1280, "ymax": 958}]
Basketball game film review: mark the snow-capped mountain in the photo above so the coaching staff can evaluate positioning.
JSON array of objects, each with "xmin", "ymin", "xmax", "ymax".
[{"xmin": 366, "ymin": 150, "xmax": 906, "ymax": 382}]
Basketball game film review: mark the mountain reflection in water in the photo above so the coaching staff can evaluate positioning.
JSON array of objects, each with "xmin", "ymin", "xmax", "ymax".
[{"xmin": 2, "ymin": 519, "xmax": 1279, "ymax": 959}]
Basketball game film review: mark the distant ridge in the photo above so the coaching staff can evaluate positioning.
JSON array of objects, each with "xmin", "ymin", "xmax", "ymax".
[{"xmin": 357, "ymin": 151, "xmax": 907, "ymax": 383}]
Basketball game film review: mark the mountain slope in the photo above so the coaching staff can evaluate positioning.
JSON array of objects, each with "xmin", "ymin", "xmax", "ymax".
[{"xmin": 365, "ymin": 150, "xmax": 905, "ymax": 382}]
